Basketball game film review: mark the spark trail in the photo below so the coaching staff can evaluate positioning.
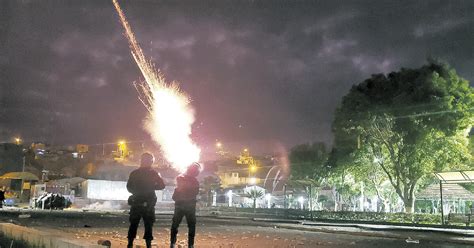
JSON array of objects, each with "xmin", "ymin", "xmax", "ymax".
[{"xmin": 112, "ymin": 0, "xmax": 200, "ymax": 171}]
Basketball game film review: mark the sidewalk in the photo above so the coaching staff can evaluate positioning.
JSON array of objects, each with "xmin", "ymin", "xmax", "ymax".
[
  {"xmin": 251, "ymin": 218, "xmax": 474, "ymax": 246},
  {"xmin": 302, "ymin": 221, "xmax": 474, "ymax": 236}
]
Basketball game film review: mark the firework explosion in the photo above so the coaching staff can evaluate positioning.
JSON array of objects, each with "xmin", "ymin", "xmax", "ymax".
[{"xmin": 112, "ymin": 0, "xmax": 200, "ymax": 171}]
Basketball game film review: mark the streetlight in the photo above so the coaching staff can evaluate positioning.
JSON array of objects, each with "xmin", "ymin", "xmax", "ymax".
[
  {"xmin": 298, "ymin": 196, "xmax": 305, "ymax": 209},
  {"xmin": 249, "ymin": 177, "xmax": 257, "ymax": 185},
  {"xmin": 265, "ymin": 193, "xmax": 272, "ymax": 208},
  {"xmin": 227, "ymin": 190, "xmax": 233, "ymax": 207},
  {"xmin": 14, "ymin": 137, "xmax": 26, "ymax": 172},
  {"xmin": 118, "ymin": 140, "xmax": 127, "ymax": 158},
  {"xmin": 216, "ymin": 142, "xmax": 222, "ymax": 148},
  {"xmin": 212, "ymin": 191, "xmax": 217, "ymax": 207}
]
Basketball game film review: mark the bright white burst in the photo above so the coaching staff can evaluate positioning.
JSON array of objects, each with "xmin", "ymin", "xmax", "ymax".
[{"xmin": 113, "ymin": 0, "xmax": 200, "ymax": 171}]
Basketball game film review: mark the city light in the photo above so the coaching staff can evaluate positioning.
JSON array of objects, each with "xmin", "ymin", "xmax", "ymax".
[
  {"xmin": 298, "ymin": 196, "xmax": 305, "ymax": 209},
  {"xmin": 212, "ymin": 191, "xmax": 217, "ymax": 207},
  {"xmin": 250, "ymin": 165, "xmax": 257, "ymax": 172},
  {"xmin": 14, "ymin": 137, "xmax": 21, "ymax": 145},
  {"xmin": 216, "ymin": 142, "xmax": 222, "ymax": 148},
  {"xmin": 227, "ymin": 190, "xmax": 233, "ymax": 207},
  {"xmin": 265, "ymin": 193, "xmax": 272, "ymax": 208},
  {"xmin": 249, "ymin": 177, "xmax": 257, "ymax": 185},
  {"xmin": 117, "ymin": 140, "xmax": 127, "ymax": 158},
  {"xmin": 265, "ymin": 193, "xmax": 272, "ymax": 201}
]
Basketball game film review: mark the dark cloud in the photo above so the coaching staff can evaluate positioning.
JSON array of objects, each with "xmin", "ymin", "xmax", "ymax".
[{"xmin": 1, "ymin": 0, "xmax": 473, "ymax": 155}]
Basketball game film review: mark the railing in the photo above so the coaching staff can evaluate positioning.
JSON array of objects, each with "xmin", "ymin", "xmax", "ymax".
[{"xmin": 197, "ymin": 206, "xmax": 444, "ymax": 225}]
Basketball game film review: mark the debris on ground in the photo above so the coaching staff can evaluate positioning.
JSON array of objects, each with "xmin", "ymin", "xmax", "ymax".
[
  {"xmin": 97, "ymin": 239, "xmax": 111, "ymax": 247},
  {"xmin": 406, "ymin": 237, "xmax": 420, "ymax": 244}
]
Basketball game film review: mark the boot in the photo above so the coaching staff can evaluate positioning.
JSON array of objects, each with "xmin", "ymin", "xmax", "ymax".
[
  {"xmin": 127, "ymin": 238, "xmax": 134, "ymax": 248},
  {"xmin": 145, "ymin": 239, "xmax": 152, "ymax": 248},
  {"xmin": 170, "ymin": 244, "xmax": 176, "ymax": 248}
]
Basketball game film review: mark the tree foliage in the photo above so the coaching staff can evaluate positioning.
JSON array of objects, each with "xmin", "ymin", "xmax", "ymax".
[
  {"xmin": 469, "ymin": 134, "xmax": 474, "ymax": 166},
  {"xmin": 245, "ymin": 188, "xmax": 264, "ymax": 209},
  {"xmin": 332, "ymin": 62, "xmax": 473, "ymax": 212},
  {"xmin": 289, "ymin": 142, "xmax": 329, "ymax": 185}
]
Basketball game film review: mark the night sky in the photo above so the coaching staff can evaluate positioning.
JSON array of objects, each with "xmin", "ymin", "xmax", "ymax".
[{"xmin": 1, "ymin": 0, "xmax": 473, "ymax": 155}]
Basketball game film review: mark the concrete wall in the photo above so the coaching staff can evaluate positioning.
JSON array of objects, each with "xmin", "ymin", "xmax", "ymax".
[
  {"xmin": 81, "ymin": 179, "xmax": 170, "ymax": 202},
  {"xmin": 83, "ymin": 179, "xmax": 130, "ymax": 201}
]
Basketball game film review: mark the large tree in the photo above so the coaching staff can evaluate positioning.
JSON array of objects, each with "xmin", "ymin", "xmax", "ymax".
[{"xmin": 332, "ymin": 62, "xmax": 473, "ymax": 213}]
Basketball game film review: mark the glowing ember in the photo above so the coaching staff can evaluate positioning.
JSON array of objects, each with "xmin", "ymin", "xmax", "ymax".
[{"xmin": 112, "ymin": 0, "xmax": 200, "ymax": 171}]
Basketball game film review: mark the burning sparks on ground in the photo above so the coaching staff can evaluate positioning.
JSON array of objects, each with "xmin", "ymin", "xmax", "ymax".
[{"xmin": 112, "ymin": 0, "xmax": 200, "ymax": 171}]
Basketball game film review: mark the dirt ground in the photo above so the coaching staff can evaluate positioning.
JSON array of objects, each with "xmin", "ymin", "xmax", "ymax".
[{"xmin": 0, "ymin": 209, "xmax": 472, "ymax": 248}]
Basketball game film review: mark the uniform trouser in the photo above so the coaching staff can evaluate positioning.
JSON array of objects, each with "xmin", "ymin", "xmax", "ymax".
[
  {"xmin": 128, "ymin": 205, "xmax": 156, "ymax": 240},
  {"xmin": 170, "ymin": 202, "xmax": 196, "ymax": 246}
]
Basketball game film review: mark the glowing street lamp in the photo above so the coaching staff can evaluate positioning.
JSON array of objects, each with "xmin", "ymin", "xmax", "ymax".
[
  {"xmin": 265, "ymin": 193, "xmax": 272, "ymax": 208},
  {"xmin": 227, "ymin": 190, "xmax": 233, "ymax": 207},
  {"xmin": 298, "ymin": 196, "xmax": 305, "ymax": 209},
  {"xmin": 249, "ymin": 177, "xmax": 257, "ymax": 185},
  {"xmin": 216, "ymin": 142, "xmax": 222, "ymax": 148},
  {"xmin": 118, "ymin": 140, "xmax": 127, "ymax": 158},
  {"xmin": 212, "ymin": 191, "xmax": 217, "ymax": 206},
  {"xmin": 14, "ymin": 137, "xmax": 22, "ymax": 145}
]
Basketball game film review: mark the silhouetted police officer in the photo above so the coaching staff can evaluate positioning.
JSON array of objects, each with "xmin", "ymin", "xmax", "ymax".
[
  {"xmin": 170, "ymin": 162, "xmax": 201, "ymax": 248},
  {"xmin": 127, "ymin": 153, "xmax": 165, "ymax": 248}
]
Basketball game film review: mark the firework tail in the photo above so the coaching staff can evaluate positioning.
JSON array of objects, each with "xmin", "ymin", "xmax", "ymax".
[
  {"xmin": 112, "ymin": 0, "xmax": 157, "ymax": 87},
  {"xmin": 112, "ymin": 0, "xmax": 200, "ymax": 171}
]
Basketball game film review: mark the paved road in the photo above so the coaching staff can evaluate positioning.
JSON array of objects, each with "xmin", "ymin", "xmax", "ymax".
[{"xmin": 0, "ymin": 210, "xmax": 471, "ymax": 247}]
